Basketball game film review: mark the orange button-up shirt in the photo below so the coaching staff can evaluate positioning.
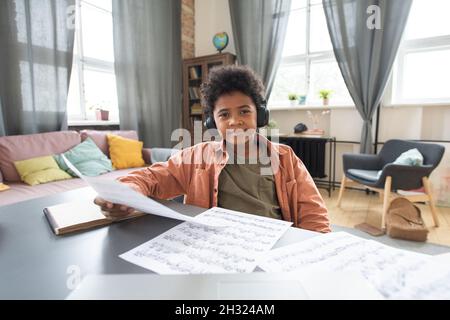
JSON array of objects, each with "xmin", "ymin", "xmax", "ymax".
[{"xmin": 118, "ymin": 136, "xmax": 331, "ymax": 233}]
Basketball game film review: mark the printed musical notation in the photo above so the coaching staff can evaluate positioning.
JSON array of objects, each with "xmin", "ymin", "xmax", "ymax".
[
  {"xmin": 258, "ymin": 232, "xmax": 450, "ymax": 299},
  {"xmin": 120, "ymin": 207, "xmax": 292, "ymax": 274}
]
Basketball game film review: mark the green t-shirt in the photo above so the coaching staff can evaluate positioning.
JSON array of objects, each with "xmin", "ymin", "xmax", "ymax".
[{"xmin": 217, "ymin": 159, "xmax": 282, "ymax": 220}]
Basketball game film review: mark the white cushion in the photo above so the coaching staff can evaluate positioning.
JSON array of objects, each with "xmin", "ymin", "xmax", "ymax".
[
  {"xmin": 393, "ymin": 148, "xmax": 424, "ymax": 166},
  {"xmin": 376, "ymin": 148, "xmax": 424, "ymax": 178}
]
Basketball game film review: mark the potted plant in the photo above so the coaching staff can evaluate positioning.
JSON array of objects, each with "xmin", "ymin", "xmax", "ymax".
[
  {"xmin": 288, "ymin": 93, "xmax": 298, "ymax": 107},
  {"xmin": 319, "ymin": 90, "xmax": 333, "ymax": 106},
  {"xmin": 88, "ymin": 102, "xmax": 110, "ymax": 121}
]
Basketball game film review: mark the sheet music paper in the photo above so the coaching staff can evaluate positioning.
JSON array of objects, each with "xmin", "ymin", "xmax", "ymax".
[
  {"xmin": 434, "ymin": 252, "xmax": 450, "ymax": 265},
  {"xmin": 60, "ymin": 155, "xmax": 222, "ymax": 227},
  {"xmin": 258, "ymin": 232, "xmax": 450, "ymax": 299},
  {"xmin": 120, "ymin": 207, "xmax": 292, "ymax": 274}
]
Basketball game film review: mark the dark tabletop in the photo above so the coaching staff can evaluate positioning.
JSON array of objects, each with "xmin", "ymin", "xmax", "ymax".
[{"xmin": 1, "ymin": 187, "xmax": 448, "ymax": 299}]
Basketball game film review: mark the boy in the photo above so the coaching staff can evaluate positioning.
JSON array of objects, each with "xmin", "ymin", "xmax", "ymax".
[{"xmin": 95, "ymin": 65, "xmax": 330, "ymax": 233}]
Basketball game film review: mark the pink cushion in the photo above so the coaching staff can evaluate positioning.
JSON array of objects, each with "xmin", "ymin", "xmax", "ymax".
[
  {"xmin": 80, "ymin": 130, "xmax": 139, "ymax": 156},
  {"xmin": 0, "ymin": 131, "xmax": 81, "ymax": 182}
]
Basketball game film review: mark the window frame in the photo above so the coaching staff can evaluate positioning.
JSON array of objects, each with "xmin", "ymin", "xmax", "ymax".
[
  {"xmin": 392, "ymin": 34, "xmax": 450, "ymax": 105},
  {"xmin": 269, "ymin": 0, "xmax": 353, "ymax": 108},
  {"xmin": 273, "ymin": 0, "xmax": 450, "ymax": 108},
  {"xmin": 69, "ymin": 0, "xmax": 116, "ymax": 121}
]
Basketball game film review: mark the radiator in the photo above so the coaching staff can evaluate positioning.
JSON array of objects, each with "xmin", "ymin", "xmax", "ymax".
[{"xmin": 279, "ymin": 136, "xmax": 327, "ymax": 178}]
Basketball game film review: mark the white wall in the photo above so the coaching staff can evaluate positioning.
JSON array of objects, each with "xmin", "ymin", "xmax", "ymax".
[
  {"xmin": 420, "ymin": 106, "xmax": 450, "ymax": 140},
  {"xmin": 195, "ymin": 0, "xmax": 236, "ymax": 57}
]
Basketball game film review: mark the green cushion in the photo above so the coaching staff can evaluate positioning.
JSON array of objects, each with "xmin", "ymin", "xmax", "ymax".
[
  {"xmin": 54, "ymin": 138, "xmax": 113, "ymax": 177},
  {"xmin": 14, "ymin": 156, "xmax": 72, "ymax": 186}
]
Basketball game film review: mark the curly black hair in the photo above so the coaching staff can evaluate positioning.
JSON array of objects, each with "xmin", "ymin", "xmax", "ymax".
[{"xmin": 200, "ymin": 65, "xmax": 266, "ymax": 118}]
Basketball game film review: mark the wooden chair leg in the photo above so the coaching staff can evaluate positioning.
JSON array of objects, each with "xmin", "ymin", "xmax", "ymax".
[
  {"xmin": 423, "ymin": 177, "xmax": 440, "ymax": 227},
  {"xmin": 337, "ymin": 175, "xmax": 347, "ymax": 208},
  {"xmin": 382, "ymin": 176, "xmax": 392, "ymax": 229},
  {"xmin": 378, "ymin": 191, "xmax": 384, "ymax": 202}
]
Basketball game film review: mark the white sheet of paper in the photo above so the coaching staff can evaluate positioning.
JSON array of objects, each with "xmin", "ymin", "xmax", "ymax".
[
  {"xmin": 295, "ymin": 267, "xmax": 384, "ymax": 300},
  {"xmin": 120, "ymin": 207, "xmax": 292, "ymax": 274},
  {"xmin": 434, "ymin": 252, "xmax": 450, "ymax": 265},
  {"xmin": 258, "ymin": 232, "xmax": 450, "ymax": 299},
  {"xmin": 65, "ymin": 270, "xmax": 384, "ymax": 300},
  {"xmin": 60, "ymin": 155, "xmax": 222, "ymax": 227}
]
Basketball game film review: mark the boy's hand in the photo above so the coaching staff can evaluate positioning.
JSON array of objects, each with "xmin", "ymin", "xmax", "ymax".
[{"xmin": 94, "ymin": 197, "xmax": 135, "ymax": 218}]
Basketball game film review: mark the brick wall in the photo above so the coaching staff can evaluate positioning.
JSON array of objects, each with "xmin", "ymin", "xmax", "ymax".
[{"xmin": 181, "ymin": 0, "xmax": 195, "ymax": 59}]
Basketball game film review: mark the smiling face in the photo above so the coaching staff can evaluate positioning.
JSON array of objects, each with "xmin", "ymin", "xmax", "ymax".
[{"xmin": 212, "ymin": 91, "xmax": 258, "ymax": 145}]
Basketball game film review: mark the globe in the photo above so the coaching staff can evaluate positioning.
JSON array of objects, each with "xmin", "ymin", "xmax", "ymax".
[{"xmin": 212, "ymin": 32, "xmax": 229, "ymax": 53}]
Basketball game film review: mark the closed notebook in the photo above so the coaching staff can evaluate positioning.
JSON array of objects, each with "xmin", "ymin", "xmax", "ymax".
[{"xmin": 44, "ymin": 200, "xmax": 144, "ymax": 235}]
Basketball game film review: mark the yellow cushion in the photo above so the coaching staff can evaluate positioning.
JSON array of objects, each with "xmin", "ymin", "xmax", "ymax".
[
  {"xmin": 0, "ymin": 183, "xmax": 10, "ymax": 192},
  {"xmin": 14, "ymin": 156, "xmax": 72, "ymax": 186},
  {"xmin": 107, "ymin": 134, "xmax": 145, "ymax": 169}
]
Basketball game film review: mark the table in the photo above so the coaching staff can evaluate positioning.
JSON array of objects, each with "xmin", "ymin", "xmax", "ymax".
[{"xmin": 1, "ymin": 187, "xmax": 449, "ymax": 299}]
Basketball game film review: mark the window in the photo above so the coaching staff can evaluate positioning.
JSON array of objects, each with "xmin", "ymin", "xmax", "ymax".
[
  {"xmin": 392, "ymin": 0, "xmax": 450, "ymax": 104},
  {"xmin": 269, "ymin": 0, "xmax": 352, "ymax": 107},
  {"xmin": 67, "ymin": 0, "xmax": 119, "ymax": 121}
]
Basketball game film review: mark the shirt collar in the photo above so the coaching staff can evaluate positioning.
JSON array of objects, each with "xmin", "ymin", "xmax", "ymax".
[{"xmin": 212, "ymin": 133, "xmax": 286, "ymax": 166}]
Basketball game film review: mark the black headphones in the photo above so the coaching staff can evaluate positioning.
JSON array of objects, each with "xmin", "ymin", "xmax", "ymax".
[{"xmin": 204, "ymin": 99, "xmax": 270, "ymax": 129}]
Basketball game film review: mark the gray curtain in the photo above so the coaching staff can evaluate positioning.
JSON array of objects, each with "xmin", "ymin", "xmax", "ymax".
[
  {"xmin": 229, "ymin": 0, "xmax": 291, "ymax": 100},
  {"xmin": 0, "ymin": 0, "xmax": 75, "ymax": 136},
  {"xmin": 112, "ymin": 0, "xmax": 181, "ymax": 148},
  {"xmin": 323, "ymin": 0, "xmax": 412, "ymax": 153}
]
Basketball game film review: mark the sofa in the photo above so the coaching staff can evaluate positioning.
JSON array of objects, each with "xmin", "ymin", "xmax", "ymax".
[{"xmin": 0, "ymin": 130, "xmax": 176, "ymax": 207}]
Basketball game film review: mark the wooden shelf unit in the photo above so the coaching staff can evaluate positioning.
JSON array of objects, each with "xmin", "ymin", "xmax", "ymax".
[{"xmin": 182, "ymin": 53, "xmax": 236, "ymax": 143}]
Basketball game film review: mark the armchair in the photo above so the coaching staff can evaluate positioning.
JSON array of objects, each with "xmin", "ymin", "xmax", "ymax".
[{"xmin": 337, "ymin": 139, "xmax": 445, "ymax": 228}]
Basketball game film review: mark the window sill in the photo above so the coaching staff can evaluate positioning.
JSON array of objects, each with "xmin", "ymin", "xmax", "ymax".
[
  {"xmin": 269, "ymin": 103, "xmax": 450, "ymax": 111},
  {"xmin": 68, "ymin": 120, "xmax": 120, "ymax": 126},
  {"xmin": 383, "ymin": 102, "xmax": 450, "ymax": 108},
  {"xmin": 268, "ymin": 105, "xmax": 355, "ymax": 111}
]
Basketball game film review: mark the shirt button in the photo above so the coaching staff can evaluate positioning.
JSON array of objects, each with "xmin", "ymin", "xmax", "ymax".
[{"xmin": 214, "ymin": 188, "xmax": 218, "ymax": 193}]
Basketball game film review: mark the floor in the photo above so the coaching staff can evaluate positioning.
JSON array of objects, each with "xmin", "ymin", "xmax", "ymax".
[{"xmin": 320, "ymin": 188, "xmax": 450, "ymax": 247}]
